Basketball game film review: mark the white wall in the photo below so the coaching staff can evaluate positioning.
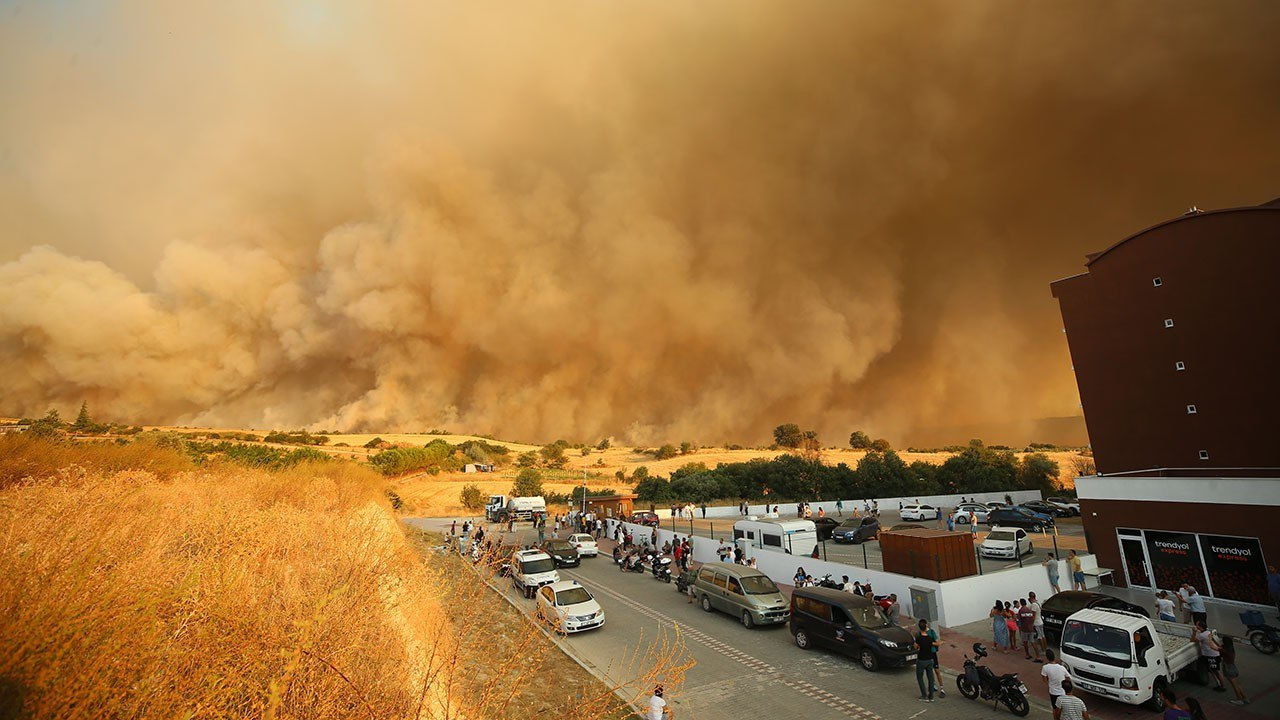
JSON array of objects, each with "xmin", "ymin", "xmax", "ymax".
[
  {"xmin": 937, "ymin": 554, "xmax": 1095, "ymax": 628},
  {"xmin": 644, "ymin": 489, "xmax": 1043, "ymax": 520}
]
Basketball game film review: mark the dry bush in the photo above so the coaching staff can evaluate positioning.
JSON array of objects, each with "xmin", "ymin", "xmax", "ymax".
[
  {"xmin": 0, "ymin": 433, "xmax": 194, "ymax": 488},
  {"xmin": 0, "ymin": 442, "xmax": 690, "ymax": 720}
]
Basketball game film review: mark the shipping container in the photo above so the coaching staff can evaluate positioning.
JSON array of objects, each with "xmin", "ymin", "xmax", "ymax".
[{"xmin": 879, "ymin": 528, "xmax": 977, "ymax": 580}]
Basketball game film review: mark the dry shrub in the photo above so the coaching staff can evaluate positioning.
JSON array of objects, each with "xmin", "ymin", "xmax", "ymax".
[
  {"xmin": 0, "ymin": 433, "xmax": 194, "ymax": 488},
  {"xmin": 0, "ymin": 444, "xmax": 690, "ymax": 719}
]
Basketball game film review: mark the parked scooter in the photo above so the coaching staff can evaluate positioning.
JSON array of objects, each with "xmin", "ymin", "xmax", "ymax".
[
  {"xmin": 652, "ymin": 555, "xmax": 673, "ymax": 582},
  {"xmin": 1243, "ymin": 610, "xmax": 1279, "ymax": 654},
  {"xmin": 956, "ymin": 643, "xmax": 1030, "ymax": 716}
]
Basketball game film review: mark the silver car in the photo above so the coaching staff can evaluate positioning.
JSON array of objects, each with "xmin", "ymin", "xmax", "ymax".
[{"xmin": 691, "ymin": 562, "xmax": 790, "ymax": 628}]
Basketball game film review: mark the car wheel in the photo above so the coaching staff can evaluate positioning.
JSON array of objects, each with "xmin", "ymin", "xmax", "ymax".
[
  {"xmin": 1032, "ymin": 524, "xmax": 1043, "ymax": 533},
  {"xmin": 741, "ymin": 611, "xmax": 755, "ymax": 629},
  {"xmin": 794, "ymin": 629, "xmax": 811, "ymax": 649},
  {"xmin": 1145, "ymin": 678, "xmax": 1168, "ymax": 712},
  {"xmin": 859, "ymin": 648, "xmax": 879, "ymax": 672},
  {"xmin": 701, "ymin": 595, "xmax": 713, "ymax": 612},
  {"xmin": 956, "ymin": 515, "xmax": 968, "ymax": 525}
]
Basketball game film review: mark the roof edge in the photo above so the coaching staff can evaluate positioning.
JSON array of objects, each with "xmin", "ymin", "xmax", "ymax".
[{"xmin": 1085, "ymin": 203, "xmax": 1280, "ymax": 268}]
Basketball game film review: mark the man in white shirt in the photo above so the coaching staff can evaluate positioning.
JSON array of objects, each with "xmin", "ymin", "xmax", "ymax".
[
  {"xmin": 645, "ymin": 686, "xmax": 671, "ymax": 719},
  {"xmin": 1052, "ymin": 679, "xmax": 1090, "ymax": 720},
  {"xmin": 1028, "ymin": 591, "xmax": 1046, "ymax": 657},
  {"xmin": 1042, "ymin": 649, "xmax": 1070, "ymax": 708}
]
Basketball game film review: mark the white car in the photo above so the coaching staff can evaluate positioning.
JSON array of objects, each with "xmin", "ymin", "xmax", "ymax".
[
  {"xmin": 979, "ymin": 526, "xmax": 1033, "ymax": 559},
  {"xmin": 567, "ymin": 533, "xmax": 598, "ymax": 557},
  {"xmin": 1046, "ymin": 497, "xmax": 1081, "ymax": 516},
  {"xmin": 900, "ymin": 504, "xmax": 941, "ymax": 521},
  {"xmin": 536, "ymin": 580, "xmax": 605, "ymax": 634},
  {"xmin": 952, "ymin": 503, "xmax": 990, "ymax": 524},
  {"xmin": 510, "ymin": 549, "xmax": 561, "ymax": 598}
]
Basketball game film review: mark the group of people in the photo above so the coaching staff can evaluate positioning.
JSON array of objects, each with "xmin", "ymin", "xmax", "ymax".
[
  {"xmin": 1039, "ymin": 549, "xmax": 1088, "ymax": 593},
  {"xmin": 989, "ymin": 592, "xmax": 1047, "ymax": 661}
]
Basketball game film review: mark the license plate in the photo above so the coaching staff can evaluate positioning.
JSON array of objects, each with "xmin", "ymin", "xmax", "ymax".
[
  {"xmin": 1018, "ymin": 684, "xmax": 1027, "ymax": 693},
  {"xmin": 906, "ymin": 654, "xmax": 917, "ymax": 661}
]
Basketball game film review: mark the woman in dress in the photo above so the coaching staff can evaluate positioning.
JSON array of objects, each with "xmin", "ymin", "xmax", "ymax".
[{"xmin": 990, "ymin": 600, "xmax": 1009, "ymax": 651}]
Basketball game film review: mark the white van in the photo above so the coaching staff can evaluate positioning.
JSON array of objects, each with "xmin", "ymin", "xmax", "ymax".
[{"xmin": 733, "ymin": 519, "xmax": 818, "ymax": 556}]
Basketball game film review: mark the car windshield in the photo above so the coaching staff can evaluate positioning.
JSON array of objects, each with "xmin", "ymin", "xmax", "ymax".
[
  {"xmin": 546, "ymin": 541, "xmax": 570, "ymax": 551},
  {"xmin": 569, "ymin": 535, "xmax": 592, "ymax": 543},
  {"xmin": 1062, "ymin": 620, "xmax": 1132, "ymax": 668},
  {"xmin": 850, "ymin": 603, "xmax": 890, "ymax": 628},
  {"xmin": 522, "ymin": 558, "xmax": 556, "ymax": 574},
  {"xmin": 987, "ymin": 531, "xmax": 1015, "ymax": 541},
  {"xmin": 1015, "ymin": 508, "xmax": 1038, "ymax": 517},
  {"xmin": 740, "ymin": 575, "xmax": 780, "ymax": 595},
  {"xmin": 555, "ymin": 587, "xmax": 593, "ymax": 605},
  {"xmin": 1046, "ymin": 594, "xmax": 1094, "ymax": 615},
  {"xmin": 839, "ymin": 519, "xmax": 862, "ymax": 528}
]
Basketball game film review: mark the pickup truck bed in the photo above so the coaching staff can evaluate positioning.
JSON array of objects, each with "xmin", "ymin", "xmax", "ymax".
[{"xmin": 1152, "ymin": 618, "xmax": 1200, "ymax": 676}]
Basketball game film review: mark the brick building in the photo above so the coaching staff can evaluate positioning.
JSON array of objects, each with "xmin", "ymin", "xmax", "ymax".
[{"xmin": 1050, "ymin": 197, "xmax": 1280, "ymax": 607}]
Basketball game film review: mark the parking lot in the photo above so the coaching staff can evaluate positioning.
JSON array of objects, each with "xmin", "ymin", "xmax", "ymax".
[{"xmin": 651, "ymin": 508, "xmax": 1089, "ymax": 576}]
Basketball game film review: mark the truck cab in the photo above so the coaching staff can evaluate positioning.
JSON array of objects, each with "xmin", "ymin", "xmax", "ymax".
[
  {"xmin": 485, "ymin": 495, "xmax": 509, "ymax": 522},
  {"xmin": 1059, "ymin": 607, "xmax": 1199, "ymax": 711}
]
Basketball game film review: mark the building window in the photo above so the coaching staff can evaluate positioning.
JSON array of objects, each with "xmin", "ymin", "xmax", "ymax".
[
  {"xmin": 1164, "ymin": 318, "xmax": 1175, "ymax": 328},
  {"xmin": 1198, "ymin": 450, "xmax": 1209, "ymax": 461},
  {"xmin": 1175, "ymin": 361, "xmax": 1185, "ymax": 371},
  {"xmin": 1186, "ymin": 404, "xmax": 1197, "ymax": 414},
  {"xmin": 1152, "ymin": 277, "xmax": 1162, "ymax": 287}
]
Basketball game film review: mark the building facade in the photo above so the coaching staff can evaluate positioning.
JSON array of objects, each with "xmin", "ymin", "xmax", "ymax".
[{"xmin": 1051, "ymin": 198, "xmax": 1280, "ymax": 607}]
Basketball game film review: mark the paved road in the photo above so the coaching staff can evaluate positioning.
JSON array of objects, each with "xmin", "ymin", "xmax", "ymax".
[{"xmin": 410, "ymin": 517, "xmax": 1053, "ymax": 720}]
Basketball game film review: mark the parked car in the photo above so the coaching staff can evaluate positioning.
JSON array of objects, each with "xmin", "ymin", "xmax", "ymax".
[
  {"xmin": 1040, "ymin": 590, "xmax": 1150, "ymax": 646},
  {"xmin": 630, "ymin": 511, "xmax": 660, "ymax": 527},
  {"xmin": 789, "ymin": 587, "xmax": 917, "ymax": 671},
  {"xmin": 984, "ymin": 507, "xmax": 1054, "ymax": 532},
  {"xmin": 691, "ymin": 561, "xmax": 791, "ymax": 628},
  {"xmin": 831, "ymin": 516, "xmax": 880, "ymax": 544},
  {"xmin": 1046, "ymin": 497, "xmax": 1081, "ymax": 516},
  {"xmin": 812, "ymin": 516, "xmax": 840, "ymax": 542},
  {"xmin": 1020, "ymin": 500, "xmax": 1071, "ymax": 518},
  {"xmin": 535, "ymin": 580, "xmax": 605, "ymax": 634},
  {"xmin": 952, "ymin": 503, "xmax": 990, "ymax": 524},
  {"xmin": 899, "ymin": 504, "xmax": 941, "ymax": 521},
  {"xmin": 978, "ymin": 526, "xmax": 1033, "ymax": 559},
  {"xmin": 510, "ymin": 549, "xmax": 560, "ymax": 598},
  {"xmin": 539, "ymin": 538, "xmax": 581, "ymax": 568},
  {"xmin": 566, "ymin": 533, "xmax": 598, "ymax": 557}
]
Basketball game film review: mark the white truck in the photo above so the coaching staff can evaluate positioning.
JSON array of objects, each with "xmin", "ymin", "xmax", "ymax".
[
  {"xmin": 509, "ymin": 549, "xmax": 560, "ymax": 598},
  {"xmin": 732, "ymin": 518, "xmax": 818, "ymax": 556},
  {"xmin": 485, "ymin": 494, "xmax": 546, "ymax": 522},
  {"xmin": 1059, "ymin": 607, "xmax": 1203, "ymax": 710}
]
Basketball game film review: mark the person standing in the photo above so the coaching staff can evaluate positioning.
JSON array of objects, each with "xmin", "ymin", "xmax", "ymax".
[
  {"xmin": 1069, "ymin": 550, "xmax": 1085, "ymax": 591},
  {"xmin": 1155, "ymin": 590, "xmax": 1177, "ymax": 622},
  {"xmin": 1220, "ymin": 635, "xmax": 1249, "ymax": 706},
  {"xmin": 700, "ymin": 502, "xmax": 707, "ymax": 519},
  {"xmin": 1029, "ymin": 591, "xmax": 1047, "ymax": 657},
  {"xmin": 1019, "ymin": 599, "xmax": 1042, "ymax": 662},
  {"xmin": 645, "ymin": 686, "xmax": 671, "ymax": 719},
  {"xmin": 1042, "ymin": 649, "xmax": 1069, "ymax": 709},
  {"xmin": 915, "ymin": 619, "xmax": 941, "ymax": 702},
  {"xmin": 1005, "ymin": 602, "xmax": 1020, "ymax": 650},
  {"xmin": 1185, "ymin": 586, "xmax": 1207, "ymax": 627},
  {"xmin": 1192, "ymin": 619, "xmax": 1227, "ymax": 692},
  {"xmin": 946, "ymin": 513, "xmax": 955, "ymax": 532},
  {"xmin": 1052, "ymin": 679, "xmax": 1090, "ymax": 720},
  {"xmin": 886, "ymin": 594, "xmax": 902, "ymax": 626},
  {"xmin": 836, "ymin": 499, "xmax": 843, "ymax": 516},
  {"xmin": 672, "ymin": 541, "xmax": 683, "ymax": 570},
  {"xmin": 1267, "ymin": 564, "xmax": 1280, "ymax": 614},
  {"xmin": 991, "ymin": 600, "xmax": 1010, "ymax": 652}
]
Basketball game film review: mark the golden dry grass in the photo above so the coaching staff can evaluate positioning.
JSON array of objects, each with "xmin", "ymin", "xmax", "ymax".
[{"xmin": 0, "ymin": 436, "xmax": 688, "ymax": 719}]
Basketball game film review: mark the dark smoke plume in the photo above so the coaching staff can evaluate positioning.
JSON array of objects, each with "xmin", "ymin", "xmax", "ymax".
[{"xmin": 2, "ymin": 1, "xmax": 1278, "ymax": 444}]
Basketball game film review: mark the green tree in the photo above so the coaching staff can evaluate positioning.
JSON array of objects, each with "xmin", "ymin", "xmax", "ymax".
[
  {"xmin": 632, "ymin": 466, "xmax": 650, "ymax": 481},
  {"xmin": 28, "ymin": 409, "xmax": 64, "ymax": 438},
  {"xmin": 72, "ymin": 402, "xmax": 94, "ymax": 431},
  {"xmin": 800, "ymin": 430, "xmax": 821, "ymax": 459},
  {"xmin": 1017, "ymin": 452, "xmax": 1060, "ymax": 493},
  {"xmin": 540, "ymin": 443, "xmax": 567, "ymax": 468},
  {"xmin": 655, "ymin": 444, "xmax": 679, "ymax": 460},
  {"xmin": 363, "ymin": 437, "xmax": 384, "ymax": 449},
  {"xmin": 596, "ymin": 437, "xmax": 611, "ymax": 450},
  {"xmin": 848, "ymin": 430, "xmax": 871, "ymax": 449},
  {"xmin": 517, "ymin": 451, "xmax": 539, "ymax": 467},
  {"xmin": 512, "ymin": 468, "xmax": 543, "ymax": 497},
  {"xmin": 679, "ymin": 441, "xmax": 694, "ymax": 455},
  {"xmin": 459, "ymin": 484, "xmax": 485, "ymax": 512},
  {"xmin": 870, "ymin": 437, "xmax": 892, "ymax": 452},
  {"xmin": 773, "ymin": 423, "xmax": 803, "ymax": 448}
]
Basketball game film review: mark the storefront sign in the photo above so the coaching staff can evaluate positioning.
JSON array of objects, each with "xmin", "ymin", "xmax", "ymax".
[
  {"xmin": 1199, "ymin": 535, "xmax": 1269, "ymax": 605},
  {"xmin": 1144, "ymin": 530, "xmax": 1207, "ymax": 592}
]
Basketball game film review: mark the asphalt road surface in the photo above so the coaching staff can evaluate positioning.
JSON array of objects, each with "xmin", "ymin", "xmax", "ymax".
[{"xmin": 410, "ymin": 517, "xmax": 1053, "ymax": 720}]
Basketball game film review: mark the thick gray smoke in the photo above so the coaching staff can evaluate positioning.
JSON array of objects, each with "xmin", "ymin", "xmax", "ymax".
[{"xmin": 2, "ymin": 2, "xmax": 1278, "ymax": 444}]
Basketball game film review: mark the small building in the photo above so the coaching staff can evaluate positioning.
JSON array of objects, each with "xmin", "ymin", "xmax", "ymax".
[
  {"xmin": 0, "ymin": 424, "xmax": 30, "ymax": 434},
  {"xmin": 462, "ymin": 463, "xmax": 494, "ymax": 473},
  {"xmin": 583, "ymin": 493, "xmax": 637, "ymax": 518}
]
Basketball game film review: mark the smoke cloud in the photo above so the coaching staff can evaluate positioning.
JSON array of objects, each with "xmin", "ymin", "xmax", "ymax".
[{"xmin": 2, "ymin": 2, "xmax": 1278, "ymax": 444}]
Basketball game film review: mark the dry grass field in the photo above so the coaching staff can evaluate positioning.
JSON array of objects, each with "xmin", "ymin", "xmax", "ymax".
[{"xmin": 0, "ymin": 434, "xmax": 683, "ymax": 719}]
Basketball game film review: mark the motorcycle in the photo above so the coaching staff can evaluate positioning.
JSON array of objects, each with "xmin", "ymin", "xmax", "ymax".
[
  {"xmin": 1243, "ymin": 610, "xmax": 1279, "ymax": 654},
  {"xmin": 652, "ymin": 555, "xmax": 673, "ymax": 582},
  {"xmin": 621, "ymin": 552, "xmax": 647, "ymax": 573},
  {"xmin": 956, "ymin": 643, "xmax": 1029, "ymax": 717},
  {"xmin": 675, "ymin": 569, "xmax": 692, "ymax": 594},
  {"xmin": 813, "ymin": 574, "xmax": 842, "ymax": 590}
]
